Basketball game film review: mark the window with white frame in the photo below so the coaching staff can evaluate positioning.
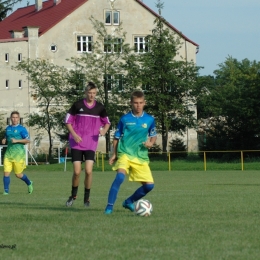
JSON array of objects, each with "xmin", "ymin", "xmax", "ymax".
[
  {"xmin": 104, "ymin": 37, "xmax": 122, "ymax": 53},
  {"xmin": 105, "ymin": 10, "xmax": 120, "ymax": 25},
  {"xmin": 142, "ymin": 84, "xmax": 151, "ymax": 92},
  {"xmin": 50, "ymin": 44, "xmax": 57, "ymax": 52},
  {"xmin": 5, "ymin": 53, "xmax": 9, "ymax": 62},
  {"xmin": 104, "ymin": 74, "xmax": 124, "ymax": 92},
  {"xmin": 18, "ymin": 53, "xmax": 22, "ymax": 62},
  {"xmin": 77, "ymin": 36, "xmax": 93, "ymax": 53},
  {"xmin": 134, "ymin": 37, "xmax": 149, "ymax": 53}
]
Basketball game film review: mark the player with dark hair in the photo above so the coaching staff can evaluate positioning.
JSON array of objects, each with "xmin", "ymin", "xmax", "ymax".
[
  {"xmin": 104, "ymin": 90, "xmax": 157, "ymax": 214},
  {"xmin": 2, "ymin": 111, "xmax": 33, "ymax": 195},
  {"xmin": 65, "ymin": 82, "xmax": 110, "ymax": 207}
]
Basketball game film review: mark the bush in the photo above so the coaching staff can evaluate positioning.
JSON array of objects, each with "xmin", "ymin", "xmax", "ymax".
[{"xmin": 169, "ymin": 138, "xmax": 188, "ymax": 159}]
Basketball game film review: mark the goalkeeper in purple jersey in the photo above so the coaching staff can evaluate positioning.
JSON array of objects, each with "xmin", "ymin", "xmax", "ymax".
[
  {"xmin": 104, "ymin": 90, "xmax": 157, "ymax": 214},
  {"xmin": 65, "ymin": 82, "xmax": 110, "ymax": 207},
  {"xmin": 2, "ymin": 111, "xmax": 33, "ymax": 195}
]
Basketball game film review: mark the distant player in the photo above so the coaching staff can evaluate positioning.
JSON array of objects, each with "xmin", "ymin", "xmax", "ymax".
[
  {"xmin": 2, "ymin": 111, "xmax": 33, "ymax": 195},
  {"xmin": 65, "ymin": 82, "xmax": 110, "ymax": 207},
  {"xmin": 104, "ymin": 90, "xmax": 157, "ymax": 214}
]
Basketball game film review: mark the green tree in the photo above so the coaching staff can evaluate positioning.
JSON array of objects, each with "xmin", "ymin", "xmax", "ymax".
[
  {"xmin": 198, "ymin": 57, "xmax": 260, "ymax": 153},
  {"xmin": 0, "ymin": 0, "xmax": 21, "ymax": 21},
  {"xmin": 125, "ymin": 0, "xmax": 201, "ymax": 153},
  {"xmin": 0, "ymin": 112, "xmax": 6, "ymax": 140},
  {"xmin": 13, "ymin": 59, "xmax": 69, "ymax": 161}
]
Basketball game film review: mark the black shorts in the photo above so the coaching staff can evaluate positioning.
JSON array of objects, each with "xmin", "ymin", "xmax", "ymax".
[{"xmin": 71, "ymin": 149, "xmax": 95, "ymax": 162}]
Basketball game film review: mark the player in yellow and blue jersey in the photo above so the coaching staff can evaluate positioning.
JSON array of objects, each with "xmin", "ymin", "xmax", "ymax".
[
  {"xmin": 104, "ymin": 90, "xmax": 157, "ymax": 214},
  {"xmin": 2, "ymin": 111, "xmax": 33, "ymax": 195}
]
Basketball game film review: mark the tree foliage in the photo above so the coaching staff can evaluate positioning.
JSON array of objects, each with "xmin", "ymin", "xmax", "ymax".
[
  {"xmin": 12, "ymin": 59, "xmax": 69, "ymax": 161},
  {"xmin": 197, "ymin": 57, "xmax": 260, "ymax": 154},
  {"xmin": 125, "ymin": 0, "xmax": 201, "ymax": 152},
  {"xmin": 0, "ymin": 0, "xmax": 21, "ymax": 21}
]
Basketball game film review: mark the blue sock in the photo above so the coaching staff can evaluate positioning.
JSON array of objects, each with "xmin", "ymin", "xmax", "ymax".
[
  {"xmin": 106, "ymin": 173, "xmax": 125, "ymax": 210},
  {"xmin": 3, "ymin": 176, "xmax": 10, "ymax": 193},
  {"xmin": 125, "ymin": 183, "xmax": 154, "ymax": 204},
  {"xmin": 21, "ymin": 174, "xmax": 31, "ymax": 185}
]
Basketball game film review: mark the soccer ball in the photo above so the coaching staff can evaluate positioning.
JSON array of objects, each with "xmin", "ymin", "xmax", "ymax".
[{"xmin": 135, "ymin": 199, "xmax": 153, "ymax": 217}]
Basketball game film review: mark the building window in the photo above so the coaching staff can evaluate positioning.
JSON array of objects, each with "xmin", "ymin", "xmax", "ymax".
[
  {"xmin": 104, "ymin": 74, "xmax": 112, "ymax": 91},
  {"xmin": 105, "ymin": 10, "xmax": 120, "ymax": 25},
  {"xmin": 77, "ymin": 36, "xmax": 93, "ymax": 53},
  {"xmin": 134, "ymin": 37, "xmax": 149, "ymax": 53},
  {"xmin": 50, "ymin": 44, "xmax": 57, "ymax": 52},
  {"xmin": 114, "ymin": 74, "xmax": 124, "ymax": 91},
  {"xmin": 5, "ymin": 53, "xmax": 9, "ymax": 62},
  {"xmin": 6, "ymin": 80, "xmax": 9, "ymax": 89},
  {"xmin": 18, "ymin": 53, "xmax": 22, "ymax": 62},
  {"xmin": 104, "ymin": 74, "xmax": 124, "ymax": 92},
  {"xmin": 19, "ymin": 80, "xmax": 22, "ymax": 89},
  {"xmin": 142, "ymin": 84, "xmax": 151, "ymax": 92},
  {"xmin": 104, "ymin": 37, "xmax": 122, "ymax": 53}
]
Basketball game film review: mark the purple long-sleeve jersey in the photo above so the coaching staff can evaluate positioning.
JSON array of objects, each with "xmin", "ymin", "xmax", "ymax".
[{"xmin": 65, "ymin": 99, "xmax": 110, "ymax": 151}]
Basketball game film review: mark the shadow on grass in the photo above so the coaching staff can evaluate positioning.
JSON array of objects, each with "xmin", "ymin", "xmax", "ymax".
[
  {"xmin": 209, "ymin": 184, "xmax": 260, "ymax": 186},
  {"xmin": 0, "ymin": 201, "xmax": 102, "ymax": 212}
]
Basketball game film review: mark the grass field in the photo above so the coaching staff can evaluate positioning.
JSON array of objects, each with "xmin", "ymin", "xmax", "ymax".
[{"xmin": 1, "ymin": 163, "xmax": 260, "ymax": 260}]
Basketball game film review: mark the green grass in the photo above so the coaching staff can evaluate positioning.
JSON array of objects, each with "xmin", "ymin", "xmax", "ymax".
[{"xmin": 1, "ymin": 164, "xmax": 260, "ymax": 259}]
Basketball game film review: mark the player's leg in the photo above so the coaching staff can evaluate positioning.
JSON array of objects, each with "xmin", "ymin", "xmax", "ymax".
[
  {"xmin": 3, "ymin": 172, "xmax": 11, "ymax": 195},
  {"xmin": 104, "ymin": 169, "xmax": 126, "ymax": 214},
  {"xmin": 83, "ymin": 157, "xmax": 94, "ymax": 207},
  {"xmin": 14, "ymin": 159, "xmax": 33, "ymax": 194},
  {"xmin": 66, "ymin": 149, "xmax": 82, "ymax": 206},
  {"xmin": 15, "ymin": 172, "xmax": 33, "ymax": 194},
  {"xmin": 124, "ymin": 182, "xmax": 154, "ymax": 205},
  {"xmin": 3, "ymin": 158, "xmax": 12, "ymax": 194},
  {"xmin": 123, "ymin": 162, "xmax": 154, "ymax": 210}
]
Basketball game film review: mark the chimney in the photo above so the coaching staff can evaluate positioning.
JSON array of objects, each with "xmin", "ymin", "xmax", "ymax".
[
  {"xmin": 35, "ymin": 0, "xmax": 42, "ymax": 11},
  {"xmin": 54, "ymin": 0, "xmax": 61, "ymax": 5}
]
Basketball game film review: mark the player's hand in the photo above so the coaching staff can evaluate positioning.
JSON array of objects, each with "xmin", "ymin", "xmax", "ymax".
[
  {"xmin": 72, "ymin": 134, "xmax": 82, "ymax": 143},
  {"xmin": 2, "ymin": 138, "xmax": 6, "ymax": 144},
  {"xmin": 99, "ymin": 128, "xmax": 106, "ymax": 136},
  {"xmin": 142, "ymin": 141, "xmax": 153, "ymax": 149},
  {"xmin": 109, "ymin": 154, "xmax": 117, "ymax": 165},
  {"xmin": 10, "ymin": 138, "xmax": 17, "ymax": 144}
]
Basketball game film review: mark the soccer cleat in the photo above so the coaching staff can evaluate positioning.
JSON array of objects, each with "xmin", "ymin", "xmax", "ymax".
[
  {"xmin": 104, "ymin": 209, "xmax": 113, "ymax": 215},
  {"xmin": 122, "ymin": 201, "xmax": 135, "ymax": 212},
  {"xmin": 84, "ymin": 200, "xmax": 90, "ymax": 207},
  {"xmin": 66, "ymin": 196, "xmax": 76, "ymax": 207},
  {"xmin": 3, "ymin": 192, "xmax": 9, "ymax": 195},
  {"xmin": 28, "ymin": 181, "xmax": 33, "ymax": 194}
]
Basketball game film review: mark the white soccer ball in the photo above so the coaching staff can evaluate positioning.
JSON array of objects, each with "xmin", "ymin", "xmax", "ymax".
[{"xmin": 135, "ymin": 199, "xmax": 153, "ymax": 217}]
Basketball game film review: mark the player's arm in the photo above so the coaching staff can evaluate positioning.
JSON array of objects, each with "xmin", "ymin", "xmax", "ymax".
[
  {"xmin": 11, "ymin": 138, "xmax": 30, "ymax": 144},
  {"xmin": 143, "ymin": 120, "xmax": 157, "ymax": 149},
  {"xmin": 66, "ymin": 124, "xmax": 82, "ymax": 143},
  {"xmin": 99, "ymin": 123, "xmax": 110, "ymax": 136},
  {"xmin": 143, "ymin": 136, "xmax": 157, "ymax": 149},
  {"xmin": 109, "ymin": 138, "xmax": 119, "ymax": 165},
  {"xmin": 2, "ymin": 138, "xmax": 6, "ymax": 144}
]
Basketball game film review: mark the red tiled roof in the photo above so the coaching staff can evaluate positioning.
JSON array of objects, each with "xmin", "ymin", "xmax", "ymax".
[
  {"xmin": 0, "ymin": 0, "xmax": 198, "ymax": 48},
  {"xmin": 136, "ymin": 0, "xmax": 199, "ymax": 47},
  {"xmin": 0, "ymin": 0, "xmax": 88, "ymax": 39}
]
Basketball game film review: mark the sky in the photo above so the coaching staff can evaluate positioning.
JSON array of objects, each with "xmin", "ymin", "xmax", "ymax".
[{"xmin": 12, "ymin": 0, "xmax": 260, "ymax": 76}]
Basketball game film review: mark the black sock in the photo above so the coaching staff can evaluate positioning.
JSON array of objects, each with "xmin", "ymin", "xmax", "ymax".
[
  {"xmin": 71, "ymin": 186, "xmax": 78, "ymax": 198},
  {"xmin": 84, "ymin": 188, "xmax": 90, "ymax": 202}
]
